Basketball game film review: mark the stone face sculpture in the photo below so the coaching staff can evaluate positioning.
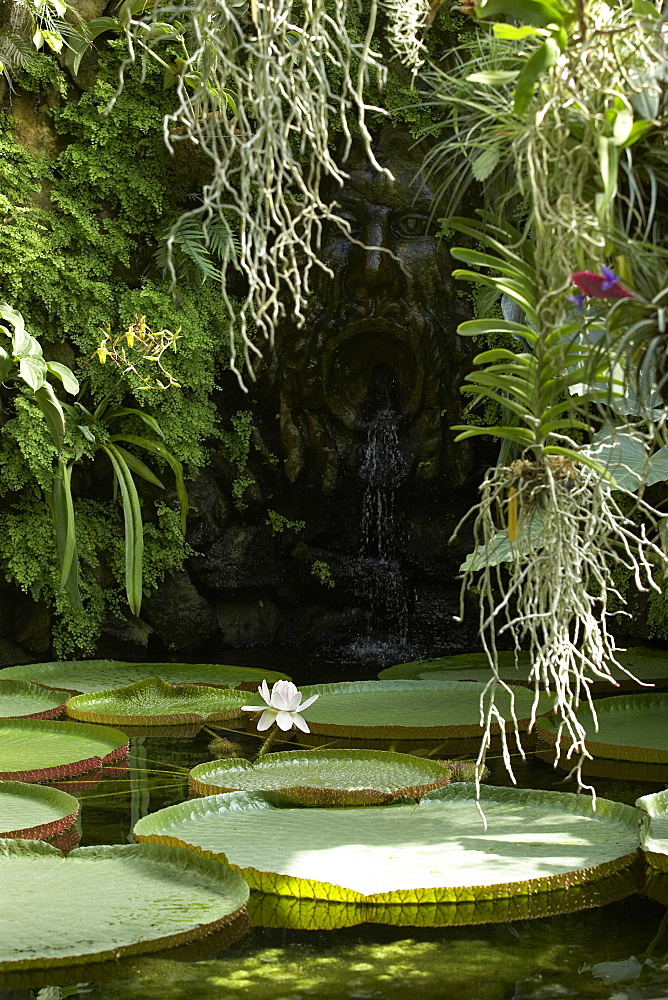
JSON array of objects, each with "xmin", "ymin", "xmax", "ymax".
[{"xmin": 270, "ymin": 127, "xmax": 475, "ymax": 493}]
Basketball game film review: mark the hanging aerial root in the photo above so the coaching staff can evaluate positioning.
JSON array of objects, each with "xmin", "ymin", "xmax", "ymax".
[{"xmin": 454, "ymin": 452, "xmax": 668, "ymax": 799}]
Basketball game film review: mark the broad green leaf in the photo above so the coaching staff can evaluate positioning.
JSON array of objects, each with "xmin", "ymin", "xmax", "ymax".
[
  {"xmin": 45, "ymin": 361, "xmax": 79, "ymax": 395},
  {"xmin": 460, "ymin": 515, "xmax": 545, "ymax": 571},
  {"xmin": 492, "ymin": 22, "xmax": 543, "ymax": 38},
  {"xmin": 0, "ymin": 344, "xmax": 12, "ymax": 380},
  {"xmin": 134, "ymin": 785, "xmax": 640, "ymax": 903},
  {"xmin": 620, "ymin": 118, "xmax": 656, "ymax": 148},
  {"xmin": 33, "ymin": 384, "xmax": 65, "ymax": 452},
  {"xmin": 0, "ymin": 302, "xmax": 25, "ymax": 339},
  {"xmin": 472, "ymin": 147, "xmax": 501, "ymax": 182},
  {"xmin": 189, "ymin": 750, "xmax": 451, "ymax": 806},
  {"xmin": 596, "ymin": 135, "xmax": 619, "ymax": 217},
  {"xmin": 0, "ymin": 679, "xmax": 69, "ymax": 720},
  {"xmin": 586, "ymin": 426, "xmax": 649, "ymax": 490},
  {"xmin": 632, "ymin": 0, "xmax": 659, "ymax": 17},
  {"xmin": 466, "ymin": 70, "xmax": 519, "ymax": 84},
  {"xmin": 638, "ymin": 787, "xmax": 668, "ymax": 868},
  {"xmin": 612, "ymin": 107, "xmax": 635, "ymax": 147},
  {"xmin": 0, "ymin": 840, "xmax": 249, "ymax": 972},
  {"xmin": 0, "ymin": 718, "xmax": 128, "ymax": 781},
  {"xmin": 476, "ymin": 0, "xmax": 567, "ymax": 27},
  {"xmin": 65, "ymin": 17, "xmax": 122, "ymax": 74},
  {"xmin": 18, "ymin": 355, "xmax": 47, "ymax": 391},
  {"xmin": 513, "ymin": 37, "xmax": 559, "ymax": 115},
  {"xmin": 289, "ymin": 679, "xmax": 553, "ymax": 741},
  {"xmin": 0, "ymin": 659, "xmax": 291, "ymax": 692},
  {"xmin": 66, "ymin": 677, "xmax": 249, "ymax": 726}
]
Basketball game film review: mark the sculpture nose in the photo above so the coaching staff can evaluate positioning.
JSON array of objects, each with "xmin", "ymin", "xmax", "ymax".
[{"xmin": 348, "ymin": 209, "xmax": 403, "ymax": 300}]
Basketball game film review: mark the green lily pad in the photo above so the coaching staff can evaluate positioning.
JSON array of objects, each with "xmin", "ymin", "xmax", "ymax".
[
  {"xmin": 189, "ymin": 750, "xmax": 451, "ymax": 806},
  {"xmin": 537, "ymin": 693, "xmax": 668, "ymax": 772},
  {"xmin": 0, "ymin": 839, "xmax": 249, "ymax": 972},
  {"xmin": 134, "ymin": 784, "xmax": 640, "ymax": 904},
  {"xmin": 289, "ymin": 680, "xmax": 553, "ymax": 742},
  {"xmin": 380, "ymin": 647, "xmax": 668, "ymax": 691},
  {"xmin": 0, "ymin": 781, "xmax": 79, "ymax": 839},
  {"xmin": 0, "ymin": 679, "xmax": 69, "ymax": 720},
  {"xmin": 0, "ymin": 719, "xmax": 129, "ymax": 781},
  {"xmin": 379, "ymin": 652, "xmax": 533, "ymax": 683},
  {"xmin": 65, "ymin": 678, "xmax": 250, "ymax": 726},
  {"xmin": 636, "ymin": 788, "xmax": 668, "ymax": 871},
  {"xmin": 0, "ymin": 659, "xmax": 290, "ymax": 694},
  {"xmin": 247, "ymin": 865, "xmax": 640, "ymax": 929}
]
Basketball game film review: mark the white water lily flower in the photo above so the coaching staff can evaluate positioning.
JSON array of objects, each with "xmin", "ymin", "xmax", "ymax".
[{"xmin": 241, "ymin": 679, "xmax": 319, "ymax": 733}]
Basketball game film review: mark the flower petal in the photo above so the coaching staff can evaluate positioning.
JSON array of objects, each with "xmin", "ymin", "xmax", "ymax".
[
  {"xmin": 241, "ymin": 704, "xmax": 266, "ymax": 713},
  {"xmin": 258, "ymin": 680, "xmax": 272, "ymax": 707},
  {"xmin": 271, "ymin": 680, "xmax": 299, "ymax": 710},
  {"xmin": 274, "ymin": 710, "xmax": 295, "ymax": 731},
  {"xmin": 298, "ymin": 693, "xmax": 319, "ymax": 711},
  {"xmin": 291, "ymin": 712, "xmax": 310, "ymax": 733},
  {"xmin": 256, "ymin": 709, "xmax": 277, "ymax": 731}
]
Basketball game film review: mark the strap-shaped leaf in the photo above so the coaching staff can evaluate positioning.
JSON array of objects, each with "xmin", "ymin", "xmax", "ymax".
[
  {"xmin": 33, "ymin": 384, "xmax": 65, "ymax": 453},
  {"xmin": 102, "ymin": 444, "xmax": 143, "ymax": 616},
  {"xmin": 111, "ymin": 444, "xmax": 165, "ymax": 489},
  {"xmin": 51, "ymin": 456, "xmax": 81, "ymax": 606},
  {"xmin": 110, "ymin": 433, "xmax": 188, "ymax": 533}
]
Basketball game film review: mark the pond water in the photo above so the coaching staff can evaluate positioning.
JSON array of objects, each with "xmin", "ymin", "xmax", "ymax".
[{"xmin": 5, "ymin": 652, "xmax": 668, "ymax": 1000}]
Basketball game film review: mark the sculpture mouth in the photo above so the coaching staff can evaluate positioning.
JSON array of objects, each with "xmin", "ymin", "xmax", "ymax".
[{"xmin": 323, "ymin": 324, "xmax": 423, "ymax": 427}]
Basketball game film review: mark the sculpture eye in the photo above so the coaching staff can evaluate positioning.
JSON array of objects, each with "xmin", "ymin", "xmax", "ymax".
[
  {"xmin": 396, "ymin": 214, "xmax": 427, "ymax": 237},
  {"xmin": 330, "ymin": 210, "xmax": 362, "ymax": 237}
]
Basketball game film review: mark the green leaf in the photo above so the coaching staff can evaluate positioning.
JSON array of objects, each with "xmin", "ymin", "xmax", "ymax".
[
  {"xmin": 472, "ymin": 147, "xmax": 501, "ymax": 181},
  {"xmin": 110, "ymin": 433, "xmax": 188, "ymax": 534},
  {"xmin": 476, "ymin": 0, "xmax": 567, "ymax": 26},
  {"xmin": 0, "ymin": 780, "xmax": 78, "ymax": 839},
  {"xmin": 134, "ymin": 785, "xmax": 640, "ymax": 904},
  {"xmin": 466, "ymin": 70, "xmax": 519, "ymax": 85},
  {"xmin": 0, "ymin": 679, "xmax": 70, "ymax": 721},
  {"xmin": 0, "ymin": 718, "xmax": 128, "ymax": 781},
  {"xmin": 620, "ymin": 118, "xmax": 656, "ymax": 148},
  {"xmin": 33, "ymin": 384, "xmax": 65, "ymax": 453},
  {"xmin": 110, "ymin": 444, "xmax": 165, "ymax": 489},
  {"xmin": 51, "ymin": 456, "xmax": 80, "ymax": 604},
  {"xmin": 492, "ymin": 22, "xmax": 543, "ymax": 38},
  {"xmin": 452, "ymin": 424, "xmax": 536, "ymax": 445},
  {"xmin": 0, "ymin": 302, "xmax": 25, "ymax": 339},
  {"xmin": 457, "ymin": 319, "xmax": 535, "ymax": 339},
  {"xmin": 460, "ymin": 515, "xmax": 546, "ymax": 571},
  {"xmin": 66, "ymin": 677, "xmax": 249, "ymax": 726},
  {"xmin": 632, "ymin": 0, "xmax": 659, "ymax": 17},
  {"xmin": 0, "ymin": 840, "xmax": 249, "ymax": 973},
  {"xmin": 612, "ymin": 107, "xmax": 635, "ymax": 147},
  {"xmin": 45, "ymin": 361, "xmax": 79, "ymax": 395},
  {"xmin": 513, "ymin": 37, "xmax": 559, "ymax": 115},
  {"xmin": 102, "ymin": 444, "xmax": 144, "ymax": 616},
  {"xmin": 595, "ymin": 135, "xmax": 619, "ymax": 217},
  {"xmin": 0, "ymin": 660, "xmax": 291, "ymax": 693},
  {"xmin": 18, "ymin": 355, "xmax": 47, "ymax": 391},
  {"xmin": 105, "ymin": 407, "xmax": 165, "ymax": 438}
]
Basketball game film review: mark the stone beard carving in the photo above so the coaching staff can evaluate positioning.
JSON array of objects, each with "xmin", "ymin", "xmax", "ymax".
[{"xmin": 268, "ymin": 127, "xmax": 475, "ymax": 493}]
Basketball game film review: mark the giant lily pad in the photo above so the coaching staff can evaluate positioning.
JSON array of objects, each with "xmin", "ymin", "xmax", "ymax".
[
  {"xmin": 247, "ymin": 866, "xmax": 640, "ymax": 929},
  {"xmin": 134, "ymin": 784, "xmax": 640, "ymax": 904},
  {"xmin": 0, "ymin": 839, "xmax": 249, "ymax": 972},
  {"xmin": 0, "ymin": 781, "xmax": 79, "ymax": 840},
  {"xmin": 0, "ymin": 659, "xmax": 290, "ymax": 694},
  {"xmin": 189, "ymin": 750, "xmax": 450, "ymax": 806},
  {"xmin": 0, "ymin": 719, "xmax": 129, "ymax": 781},
  {"xmin": 0, "ymin": 679, "xmax": 69, "ymax": 720},
  {"xmin": 536, "ymin": 693, "xmax": 668, "ymax": 777},
  {"xmin": 379, "ymin": 647, "xmax": 668, "ymax": 692},
  {"xmin": 636, "ymin": 788, "xmax": 668, "ymax": 871},
  {"xmin": 286, "ymin": 680, "xmax": 553, "ymax": 743},
  {"xmin": 65, "ymin": 678, "xmax": 250, "ymax": 726}
]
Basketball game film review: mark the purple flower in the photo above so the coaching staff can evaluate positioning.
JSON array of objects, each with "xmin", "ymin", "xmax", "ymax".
[{"xmin": 567, "ymin": 294, "xmax": 586, "ymax": 312}]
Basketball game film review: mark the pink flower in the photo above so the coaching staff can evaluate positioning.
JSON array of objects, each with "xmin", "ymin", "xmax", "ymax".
[
  {"xmin": 241, "ymin": 679, "xmax": 319, "ymax": 733},
  {"xmin": 570, "ymin": 267, "xmax": 635, "ymax": 301}
]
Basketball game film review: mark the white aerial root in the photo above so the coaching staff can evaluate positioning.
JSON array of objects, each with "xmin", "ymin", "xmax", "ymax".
[{"xmin": 455, "ymin": 452, "xmax": 668, "ymax": 800}]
